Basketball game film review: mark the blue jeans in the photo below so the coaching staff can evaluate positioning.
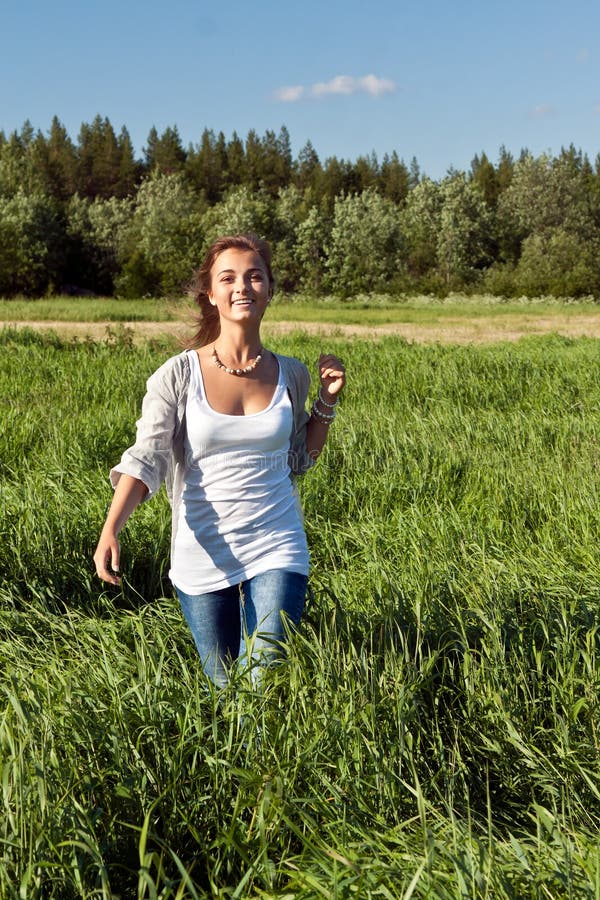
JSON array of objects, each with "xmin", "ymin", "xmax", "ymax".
[{"xmin": 175, "ymin": 570, "xmax": 308, "ymax": 687}]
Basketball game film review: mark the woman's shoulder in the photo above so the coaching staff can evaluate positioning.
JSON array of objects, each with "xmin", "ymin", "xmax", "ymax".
[
  {"xmin": 146, "ymin": 349, "xmax": 192, "ymax": 393},
  {"xmin": 273, "ymin": 352, "xmax": 311, "ymax": 405},
  {"xmin": 273, "ymin": 351, "xmax": 310, "ymax": 381}
]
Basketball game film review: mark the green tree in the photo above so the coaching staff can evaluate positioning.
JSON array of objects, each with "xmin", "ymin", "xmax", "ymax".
[
  {"xmin": 243, "ymin": 127, "xmax": 292, "ymax": 195},
  {"xmin": 0, "ymin": 123, "xmax": 46, "ymax": 196},
  {"xmin": 294, "ymin": 140, "xmax": 322, "ymax": 195},
  {"xmin": 245, "ymin": 129, "xmax": 264, "ymax": 191},
  {"xmin": 200, "ymin": 185, "xmax": 273, "ymax": 249},
  {"xmin": 318, "ymin": 157, "xmax": 355, "ymax": 214},
  {"xmin": 265, "ymin": 125, "xmax": 293, "ymax": 194},
  {"xmin": 497, "ymin": 150, "xmax": 597, "ymax": 268},
  {"xmin": 514, "ymin": 228, "xmax": 600, "ymax": 297},
  {"xmin": 44, "ymin": 116, "xmax": 78, "ymax": 203},
  {"xmin": 117, "ymin": 172, "xmax": 203, "ymax": 296},
  {"xmin": 324, "ymin": 188, "xmax": 404, "ymax": 294},
  {"xmin": 66, "ymin": 193, "xmax": 134, "ymax": 293},
  {"xmin": 379, "ymin": 151, "xmax": 409, "ymax": 205},
  {"xmin": 294, "ymin": 204, "xmax": 331, "ymax": 294},
  {"xmin": 408, "ymin": 156, "xmax": 421, "ymax": 189},
  {"xmin": 499, "ymin": 152, "xmax": 595, "ymax": 242},
  {"xmin": 496, "ymin": 145, "xmax": 515, "ymax": 195},
  {"xmin": 270, "ymin": 185, "xmax": 309, "ymax": 291},
  {"xmin": 437, "ymin": 174, "xmax": 493, "ymax": 288},
  {"xmin": 350, "ymin": 152, "xmax": 379, "ymax": 194},
  {"xmin": 224, "ymin": 132, "xmax": 246, "ymax": 190},
  {"xmin": 401, "ymin": 177, "xmax": 443, "ymax": 281},
  {"xmin": 470, "ymin": 151, "xmax": 500, "ymax": 207},
  {"xmin": 115, "ymin": 126, "xmax": 141, "ymax": 197},
  {"xmin": 268, "ymin": 125, "xmax": 293, "ymax": 194},
  {"xmin": 185, "ymin": 128, "xmax": 226, "ymax": 203},
  {"xmin": 76, "ymin": 115, "xmax": 123, "ymax": 199},
  {"xmin": 143, "ymin": 125, "xmax": 186, "ymax": 175},
  {"xmin": 0, "ymin": 191, "xmax": 65, "ymax": 295}
]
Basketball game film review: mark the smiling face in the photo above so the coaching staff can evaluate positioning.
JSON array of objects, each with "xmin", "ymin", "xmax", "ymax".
[{"xmin": 208, "ymin": 248, "xmax": 272, "ymax": 325}]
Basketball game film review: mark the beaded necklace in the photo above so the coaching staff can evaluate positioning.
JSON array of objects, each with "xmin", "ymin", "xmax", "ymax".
[{"xmin": 211, "ymin": 345, "xmax": 264, "ymax": 376}]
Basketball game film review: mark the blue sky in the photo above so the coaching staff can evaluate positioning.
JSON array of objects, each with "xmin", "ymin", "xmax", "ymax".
[{"xmin": 2, "ymin": 0, "xmax": 599, "ymax": 179}]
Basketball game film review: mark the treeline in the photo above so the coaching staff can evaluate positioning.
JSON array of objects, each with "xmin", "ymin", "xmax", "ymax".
[{"xmin": 1, "ymin": 115, "xmax": 600, "ymax": 298}]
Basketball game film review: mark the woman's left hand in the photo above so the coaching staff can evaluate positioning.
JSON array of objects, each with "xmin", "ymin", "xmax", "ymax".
[{"xmin": 318, "ymin": 353, "xmax": 346, "ymax": 400}]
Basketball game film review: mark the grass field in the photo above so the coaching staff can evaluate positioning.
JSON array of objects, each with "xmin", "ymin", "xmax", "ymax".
[
  {"xmin": 1, "ymin": 294, "xmax": 599, "ymax": 328},
  {"xmin": 2, "ymin": 323, "xmax": 600, "ymax": 896}
]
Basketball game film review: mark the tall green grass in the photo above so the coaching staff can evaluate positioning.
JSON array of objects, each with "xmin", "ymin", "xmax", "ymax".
[{"xmin": 2, "ymin": 326, "xmax": 600, "ymax": 896}]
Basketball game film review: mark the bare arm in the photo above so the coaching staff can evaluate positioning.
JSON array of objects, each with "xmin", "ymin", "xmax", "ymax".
[
  {"xmin": 93, "ymin": 474, "xmax": 149, "ymax": 585},
  {"xmin": 305, "ymin": 353, "xmax": 346, "ymax": 460}
]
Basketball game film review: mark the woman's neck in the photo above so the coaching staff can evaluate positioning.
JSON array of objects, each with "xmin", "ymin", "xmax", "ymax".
[{"xmin": 213, "ymin": 324, "xmax": 263, "ymax": 364}]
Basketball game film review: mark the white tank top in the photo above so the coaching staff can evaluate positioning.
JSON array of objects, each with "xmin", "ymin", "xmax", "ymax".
[{"xmin": 169, "ymin": 351, "xmax": 309, "ymax": 593}]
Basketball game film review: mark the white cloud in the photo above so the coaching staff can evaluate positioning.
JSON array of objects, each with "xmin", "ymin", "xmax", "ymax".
[
  {"xmin": 274, "ymin": 74, "xmax": 397, "ymax": 102},
  {"xmin": 312, "ymin": 75, "xmax": 356, "ymax": 97},
  {"xmin": 576, "ymin": 48, "xmax": 590, "ymax": 63},
  {"xmin": 593, "ymin": 102, "xmax": 600, "ymax": 116},
  {"xmin": 359, "ymin": 74, "xmax": 396, "ymax": 97},
  {"xmin": 530, "ymin": 104, "xmax": 556, "ymax": 118},
  {"xmin": 274, "ymin": 85, "xmax": 305, "ymax": 102}
]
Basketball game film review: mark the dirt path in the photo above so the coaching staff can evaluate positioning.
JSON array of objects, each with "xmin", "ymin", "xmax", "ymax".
[{"xmin": 4, "ymin": 313, "xmax": 600, "ymax": 344}]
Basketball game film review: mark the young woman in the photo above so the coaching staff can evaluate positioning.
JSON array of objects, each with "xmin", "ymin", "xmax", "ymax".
[{"xmin": 94, "ymin": 234, "xmax": 345, "ymax": 687}]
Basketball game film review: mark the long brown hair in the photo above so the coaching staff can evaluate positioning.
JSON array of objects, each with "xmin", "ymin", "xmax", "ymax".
[{"xmin": 187, "ymin": 234, "xmax": 274, "ymax": 349}]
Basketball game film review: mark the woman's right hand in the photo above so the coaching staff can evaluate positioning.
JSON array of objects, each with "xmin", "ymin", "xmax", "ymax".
[
  {"xmin": 93, "ymin": 474, "xmax": 149, "ymax": 585},
  {"xmin": 94, "ymin": 531, "xmax": 122, "ymax": 585}
]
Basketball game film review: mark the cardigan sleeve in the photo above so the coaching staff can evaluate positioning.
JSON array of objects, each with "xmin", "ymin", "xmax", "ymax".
[
  {"xmin": 282, "ymin": 356, "xmax": 317, "ymax": 477},
  {"xmin": 109, "ymin": 354, "xmax": 186, "ymax": 501}
]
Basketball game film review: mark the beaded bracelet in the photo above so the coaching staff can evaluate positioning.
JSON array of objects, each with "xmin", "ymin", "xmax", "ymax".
[
  {"xmin": 318, "ymin": 387, "xmax": 338, "ymax": 409},
  {"xmin": 311, "ymin": 400, "xmax": 336, "ymax": 424}
]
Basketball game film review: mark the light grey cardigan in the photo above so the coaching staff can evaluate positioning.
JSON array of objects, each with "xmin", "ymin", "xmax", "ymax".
[{"xmin": 110, "ymin": 349, "xmax": 315, "ymax": 559}]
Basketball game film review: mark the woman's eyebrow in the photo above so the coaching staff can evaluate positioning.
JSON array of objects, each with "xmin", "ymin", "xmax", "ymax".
[{"xmin": 216, "ymin": 267, "xmax": 264, "ymax": 276}]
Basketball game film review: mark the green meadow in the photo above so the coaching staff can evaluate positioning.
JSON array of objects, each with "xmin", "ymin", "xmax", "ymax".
[
  {"xmin": 0, "ymin": 293, "xmax": 598, "ymax": 328},
  {"xmin": 2, "ymin": 323, "xmax": 600, "ymax": 897}
]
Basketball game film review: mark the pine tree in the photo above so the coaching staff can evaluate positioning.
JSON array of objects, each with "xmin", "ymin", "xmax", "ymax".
[
  {"xmin": 143, "ymin": 126, "xmax": 159, "ymax": 171},
  {"xmin": 76, "ymin": 115, "xmax": 122, "ymax": 199},
  {"xmin": 496, "ymin": 145, "xmax": 514, "ymax": 195},
  {"xmin": 224, "ymin": 132, "xmax": 246, "ymax": 189},
  {"xmin": 245, "ymin": 129, "xmax": 263, "ymax": 191},
  {"xmin": 0, "ymin": 123, "xmax": 45, "ymax": 196},
  {"xmin": 470, "ymin": 151, "xmax": 499, "ymax": 207},
  {"xmin": 408, "ymin": 156, "xmax": 421, "ymax": 189},
  {"xmin": 116, "ymin": 126, "xmax": 140, "ymax": 197},
  {"xmin": 276, "ymin": 125, "xmax": 293, "ymax": 186},
  {"xmin": 144, "ymin": 125, "xmax": 186, "ymax": 174},
  {"xmin": 294, "ymin": 140, "xmax": 321, "ymax": 194},
  {"xmin": 344, "ymin": 153, "xmax": 377, "ymax": 194},
  {"xmin": 379, "ymin": 151, "xmax": 409, "ymax": 204},
  {"xmin": 185, "ymin": 128, "xmax": 224, "ymax": 203},
  {"xmin": 260, "ymin": 128, "xmax": 292, "ymax": 196},
  {"xmin": 319, "ymin": 157, "xmax": 354, "ymax": 212},
  {"xmin": 45, "ymin": 116, "xmax": 78, "ymax": 203}
]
